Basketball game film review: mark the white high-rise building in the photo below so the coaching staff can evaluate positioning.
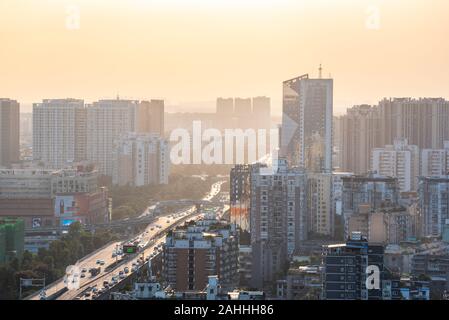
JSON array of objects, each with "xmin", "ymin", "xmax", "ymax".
[
  {"xmin": 86, "ymin": 99, "xmax": 139, "ymax": 176},
  {"xmin": 421, "ymin": 141, "xmax": 449, "ymax": 177},
  {"xmin": 371, "ymin": 138, "xmax": 419, "ymax": 192},
  {"xmin": 112, "ymin": 133, "xmax": 169, "ymax": 186},
  {"xmin": 33, "ymin": 99, "xmax": 86, "ymax": 168}
]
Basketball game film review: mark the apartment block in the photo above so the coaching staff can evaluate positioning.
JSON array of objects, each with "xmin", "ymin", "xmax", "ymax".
[
  {"xmin": 137, "ymin": 100, "xmax": 165, "ymax": 136},
  {"xmin": 322, "ymin": 233, "xmax": 384, "ymax": 300},
  {"xmin": 33, "ymin": 99, "xmax": 86, "ymax": 168},
  {"xmin": 250, "ymin": 159, "xmax": 307, "ymax": 289},
  {"xmin": 336, "ymin": 105, "xmax": 381, "ymax": 174},
  {"xmin": 112, "ymin": 133, "xmax": 169, "ymax": 186},
  {"xmin": 421, "ymin": 141, "xmax": 449, "ymax": 177},
  {"xmin": 372, "ymin": 138, "xmax": 420, "ymax": 192},
  {"xmin": 86, "ymin": 99, "xmax": 139, "ymax": 176},
  {"xmin": 162, "ymin": 212, "xmax": 239, "ymax": 291},
  {"xmin": 307, "ymin": 172, "xmax": 333, "ymax": 237},
  {"xmin": 418, "ymin": 175, "xmax": 449, "ymax": 237},
  {"xmin": 0, "ymin": 99, "xmax": 20, "ymax": 167}
]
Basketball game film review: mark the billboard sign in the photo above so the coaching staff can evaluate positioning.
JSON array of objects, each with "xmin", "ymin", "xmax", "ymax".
[
  {"xmin": 55, "ymin": 195, "xmax": 77, "ymax": 217},
  {"xmin": 123, "ymin": 245, "xmax": 138, "ymax": 254},
  {"xmin": 32, "ymin": 218, "xmax": 42, "ymax": 228}
]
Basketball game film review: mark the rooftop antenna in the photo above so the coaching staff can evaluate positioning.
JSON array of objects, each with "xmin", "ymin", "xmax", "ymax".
[{"xmin": 318, "ymin": 63, "xmax": 323, "ymax": 79}]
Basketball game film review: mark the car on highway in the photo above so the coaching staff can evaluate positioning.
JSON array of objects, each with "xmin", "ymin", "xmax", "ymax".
[
  {"xmin": 80, "ymin": 273, "xmax": 86, "ymax": 278},
  {"xmin": 96, "ymin": 259, "xmax": 101, "ymax": 264},
  {"xmin": 99, "ymin": 260, "xmax": 105, "ymax": 265},
  {"xmin": 81, "ymin": 268, "xmax": 87, "ymax": 273},
  {"xmin": 112, "ymin": 252, "xmax": 117, "ymax": 258},
  {"xmin": 124, "ymin": 267, "xmax": 129, "ymax": 274}
]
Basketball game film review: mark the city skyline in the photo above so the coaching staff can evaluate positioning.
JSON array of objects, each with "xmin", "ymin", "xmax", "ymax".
[{"xmin": 2, "ymin": 0, "xmax": 449, "ymax": 114}]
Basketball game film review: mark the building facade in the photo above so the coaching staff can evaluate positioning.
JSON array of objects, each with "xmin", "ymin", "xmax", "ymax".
[
  {"xmin": 421, "ymin": 141, "xmax": 449, "ymax": 177},
  {"xmin": 418, "ymin": 175, "xmax": 449, "ymax": 237},
  {"xmin": 86, "ymin": 99, "xmax": 139, "ymax": 176},
  {"xmin": 378, "ymin": 98, "xmax": 449, "ymax": 150},
  {"xmin": 307, "ymin": 173, "xmax": 333, "ymax": 237},
  {"xmin": 0, "ymin": 217, "xmax": 24, "ymax": 263},
  {"xmin": 341, "ymin": 173, "xmax": 400, "ymax": 234},
  {"xmin": 281, "ymin": 74, "xmax": 333, "ymax": 173},
  {"xmin": 33, "ymin": 99, "xmax": 86, "ymax": 168},
  {"xmin": 0, "ymin": 98, "xmax": 20, "ymax": 168},
  {"xmin": 112, "ymin": 133, "xmax": 169, "ymax": 186},
  {"xmin": 371, "ymin": 138, "xmax": 420, "ymax": 192},
  {"xmin": 0, "ymin": 166, "xmax": 109, "ymax": 228},
  {"xmin": 250, "ymin": 159, "xmax": 307, "ymax": 289},
  {"xmin": 230, "ymin": 164, "xmax": 253, "ymax": 234},
  {"xmin": 322, "ymin": 233, "xmax": 384, "ymax": 300},
  {"xmin": 137, "ymin": 100, "xmax": 165, "ymax": 136},
  {"xmin": 336, "ymin": 105, "xmax": 381, "ymax": 174},
  {"xmin": 162, "ymin": 212, "xmax": 239, "ymax": 292}
]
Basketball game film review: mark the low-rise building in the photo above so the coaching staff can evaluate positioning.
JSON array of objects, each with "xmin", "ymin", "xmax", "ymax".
[{"xmin": 0, "ymin": 165, "xmax": 110, "ymax": 228}]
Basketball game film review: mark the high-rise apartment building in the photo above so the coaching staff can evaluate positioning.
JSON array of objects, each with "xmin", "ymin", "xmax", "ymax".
[
  {"xmin": 252, "ymin": 96, "xmax": 271, "ymax": 130},
  {"xmin": 332, "ymin": 171, "xmax": 354, "ymax": 216},
  {"xmin": 0, "ymin": 99, "xmax": 20, "ymax": 168},
  {"xmin": 337, "ymin": 105, "xmax": 381, "ymax": 174},
  {"xmin": 230, "ymin": 164, "xmax": 253, "ymax": 234},
  {"xmin": 371, "ymin": 138, "xmax": 420, "ymax": 192},
  {"xmin": 281, "ymin": 74, "xmax": 333, "ymax": 172},
  {"xmin": 86, "ymin": 99, "xmax": 138, "ymax": 176},
  {"xmin": 421, "ymin": 141, "xmax": 449, "ymax": 177},
  {"xmin": 162, "ymin": 212, "xmax": 239, "ymax": 291},
  {"xmin": 33, "ymin": 99, "xmax": 86, "ymax": 168},
  {"xmin": 307, "ymin": 172, "xmax": 334, "ymax": 237},
  {"xmin": 216, "ymin": 97, "xmax": 234, "ymax": 115},
  {"xmin": 322, "ymin": 233, "xmax": 384, "ymax": 300},
  {"xmin": 250, "ymin": 159, "xmax": 307, "ymax": 289},
  {"xmin": 234, "ymin": 98, "xmax": 252, "ymax": 130},
  {"xmin": 378, "ymin": 98, "xmax": 449, "ymax": 149},
  {"xmin": 112, "ymin": 133, "xmax": 169, "ymax": 186},
  {"xmin": 137, "ymin": 100, "xmax": 165, "ymax": 136},
  {"xmin": 418, "ymin": 175, "xmax": 449, "ymax": 237}
]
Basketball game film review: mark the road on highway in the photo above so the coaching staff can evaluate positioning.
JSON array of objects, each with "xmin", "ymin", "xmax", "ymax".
[{"xmin": 28, "ymin": 180, "xmax": 227, "ymax": 300}]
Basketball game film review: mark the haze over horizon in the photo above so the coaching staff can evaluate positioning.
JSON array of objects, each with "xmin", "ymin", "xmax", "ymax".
[{"xmin": 2, "ymin": 0, "xmax": 449, "ymax": 115}]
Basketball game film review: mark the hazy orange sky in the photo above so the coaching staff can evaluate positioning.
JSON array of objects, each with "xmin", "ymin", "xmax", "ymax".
[{"xmin": 1, "ymin": 0, "xmax": 448, "ymax": 115}]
